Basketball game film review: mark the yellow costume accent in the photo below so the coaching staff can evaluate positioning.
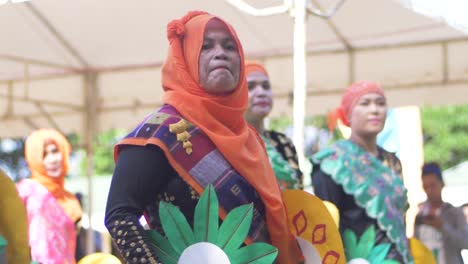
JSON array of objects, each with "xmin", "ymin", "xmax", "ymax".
[
  {"xmin": 77, "ymin": 253, "xmax": 121, "ymax": 264},
  {"xmin": 323, "ymin": 201, "xmax": 340, "ymax": 227},
  {"xmin": 0, "ymin": 170, "xmax": 31, "ymax": 264},
  {"xmin": 169, "ymin": 119, "xmax": 193, "ymax": 154},
  {"xmin": 282, "ymin": 190, "xmax": 346, "ymax": 264},
  {"xmin": 409, "ymin": 237, "xmax": 437, "ymax": 264}
]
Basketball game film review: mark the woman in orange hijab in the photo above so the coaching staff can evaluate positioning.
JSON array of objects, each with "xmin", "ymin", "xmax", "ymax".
[
  {"xmin": 244, "ymin": 61, "xmax": 303, "ymax": 191},
  {"xmin": 105, "ymin": 11, "xmax": 301, "ymax": 264},
  {"xmin": 17, "ymin": 129, "xmax": 82, "ymax": 264}
]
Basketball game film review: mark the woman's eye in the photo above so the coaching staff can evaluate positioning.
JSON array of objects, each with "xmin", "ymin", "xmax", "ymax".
[
  {"xmin": 248, "ymin": 82, "xmax": 255, "ymax": 91},
  {"xmin": 262, "ymin": 82, "xmax": 271, "ymax": 90},
  {"xmin": 377, "ymin": 100, "xmax": 387, "ymax": 106},
  {"xmin": 201, "ymin": 42, "xmax": 212, "ymax": 50},
  {"xmin": 225, "ymin": 42, "xmax": 237, "ymax": 51}
]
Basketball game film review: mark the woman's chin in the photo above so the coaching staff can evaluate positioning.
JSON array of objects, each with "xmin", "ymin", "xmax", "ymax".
[{"xmin": 46, "ymin": 170, "xmax": 62, "ymax": 178}]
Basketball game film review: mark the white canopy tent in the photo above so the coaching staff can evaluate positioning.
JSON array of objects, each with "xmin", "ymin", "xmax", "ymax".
[
  {"xmin": 2, "ymin": 0, "xmax": 468, "ymax": 139},
  {"xmin": 2, "ymin": 0, "xmax": 468, "ymax": 253}
]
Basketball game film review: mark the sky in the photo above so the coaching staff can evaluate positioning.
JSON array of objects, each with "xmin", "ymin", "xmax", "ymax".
[{"xmin": 401, "ymin": 0, "xmax": 468, "ymax": 33}]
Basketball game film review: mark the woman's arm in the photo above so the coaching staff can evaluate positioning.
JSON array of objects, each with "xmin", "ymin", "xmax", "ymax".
[
  {"xmin": 441, "ymin": 206, "xmax": 468, "ymax": 249},
  {"xmin": 105, "ymin": 145, "xmax": 172, "ymax": 264},
  {"xmin": 311, "ymin": 163, "xmax": 343, "ymax": 209}
]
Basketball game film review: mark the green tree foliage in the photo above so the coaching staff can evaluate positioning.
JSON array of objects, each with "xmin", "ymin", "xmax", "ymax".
[
  {"xmin": 421, "ymin": 104, "xmax": 468, "ymax": 170},
  {"xmin": 80, "ymin": 129, "xmax": 127, "ymax": 176},
  {"xmin": 0, "ymin": 138, "xmax": 27, "ymax": 181}
]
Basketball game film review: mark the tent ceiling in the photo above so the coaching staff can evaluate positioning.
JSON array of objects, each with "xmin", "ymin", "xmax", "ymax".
[{"xmin": 1, "ymin": 0, "xmax": 468, "ymax": 138}]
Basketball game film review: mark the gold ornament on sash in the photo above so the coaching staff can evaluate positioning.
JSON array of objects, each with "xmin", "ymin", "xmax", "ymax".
[{"xmin": 169, "ymin": 119, "xmax": 193, "ymax": 154}]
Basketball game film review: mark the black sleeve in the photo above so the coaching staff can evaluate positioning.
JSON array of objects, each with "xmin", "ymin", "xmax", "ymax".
[
  {"xmin": 105, "ymin": 144, "xmax": 172, "ymax": 264},
  {"xmin": 311, "ymin": 163, "xmax": 343, "ymax": 209}
]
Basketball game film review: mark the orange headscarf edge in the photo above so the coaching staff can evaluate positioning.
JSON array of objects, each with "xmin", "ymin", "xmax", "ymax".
[
  {"xmin": 245, "ymin": 60, "xmax": 269, "ymax": 78},
  {"xmin": 328, "ymin": 81, "xmax": 385, "ymax": 129}
]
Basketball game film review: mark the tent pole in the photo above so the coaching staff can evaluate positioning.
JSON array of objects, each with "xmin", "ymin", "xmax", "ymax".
[
  {"xmin": 292, "ymin": 0, "xmax": 307, "ymax": 173},
  {"xmin": 83, "ymin": 72, "xmax": 98, "ymax": 255}
]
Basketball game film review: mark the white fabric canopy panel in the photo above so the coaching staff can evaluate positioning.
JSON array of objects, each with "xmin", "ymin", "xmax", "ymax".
[{"xmin": 1, "ymin": 0, "xmax": 468, "ymax": 139}]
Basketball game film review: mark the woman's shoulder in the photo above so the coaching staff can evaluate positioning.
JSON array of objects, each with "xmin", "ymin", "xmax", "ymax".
[
  {"xmin": 310, "ymin": 140, "xmax": 347, "ymax": 162},
  {"xmin": 264, "ymin": 130, "xmax": 291, "ymax": 144},
  {"xmin": 378, "ymin": 147, "xmax": 402, "ymax": 175}
]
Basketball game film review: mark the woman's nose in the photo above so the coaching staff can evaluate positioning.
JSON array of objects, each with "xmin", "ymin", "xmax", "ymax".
[
  {"xmin": 213, "ymin": 45, "xmax": 228, "ymax": 60},
  {"xmin": 254, "ymin": 85, "xmax": 267, "ymax": 95}
]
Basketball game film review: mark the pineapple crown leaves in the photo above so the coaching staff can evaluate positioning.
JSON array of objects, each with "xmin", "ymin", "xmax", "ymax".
[
  {"xmin": 148, "ymin": 184, "xmax": 278, "ymax": 264},
  {"xmin": 343, "ymin": 225, "xmax": 392, "ymax": 263}
]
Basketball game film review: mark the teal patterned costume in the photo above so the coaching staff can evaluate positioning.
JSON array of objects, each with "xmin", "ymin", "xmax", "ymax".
[
  {"xmin": 311, "ymin": 140, "xmax": 414, "ymax": 263},
  {"xmin": 262, "ymin": 131, "xmax": 302, "ymax": 190}
]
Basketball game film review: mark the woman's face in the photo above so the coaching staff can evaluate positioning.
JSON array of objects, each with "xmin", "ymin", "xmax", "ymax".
[
  {"xmin": 198, "ymin": 19, "xmax": 241, "ymax": 94},
  {"xmin": 43, "ymin": 142, "xmax": 63, "ymax": 178},
  {"xmin": 349, "ymin": 93, "xmax": 387, "ymax": 136},
  {"xmin": 245, "ymin": 71, "xmax": 273, "ymax": 122}
]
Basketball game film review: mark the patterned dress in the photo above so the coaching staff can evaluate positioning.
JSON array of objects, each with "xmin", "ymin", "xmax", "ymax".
[
  {"xmin": 263, "ymin": 130, "xmax": 303, "ymax": 190},
  {"xmin": 106, "ymin": 105, "xmax": 271, "ymax": 264},
  {"xmin": 17, "ymin": 179, "xmax": 77, "ymax": 264},
  {"xmin": 311, "ymin": 140, "xmax": 414, "ymax": 264}
]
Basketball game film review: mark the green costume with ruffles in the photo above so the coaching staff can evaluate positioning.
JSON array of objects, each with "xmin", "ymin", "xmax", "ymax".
[{"xmin": 312, "ymin": 140, "xmax": 414, "ymax": 264}]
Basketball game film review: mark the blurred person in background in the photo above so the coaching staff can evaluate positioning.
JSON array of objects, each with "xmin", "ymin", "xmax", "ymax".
[
  {"xmin": 17, "ymin": 129, "xmax": 82, "ymax": 264},
  {"xmin": 244, "ymin": 60, "xmax": 303, "ymax": 190},
  {"xmin": 75, "ymin": 193, "xmax": 103, "ymax": 262},
  {"xmin": 311, "ymin": 81, "xmax": 414, "ymax": 263},
  {"xmin": 414, "ymin": 162, "xmax": 468, "ymax": 264}
]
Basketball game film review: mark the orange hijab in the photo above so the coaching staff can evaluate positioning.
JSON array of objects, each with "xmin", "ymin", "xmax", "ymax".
[
  {"xmin": 161, "ymin": 11, "xmax": 301, "ymax": 263},
  {"xmin": 327, "ymin": 81, "xmax": 385, "ymax": 131},
  {"xmin": 245, "ymin": 60, "xmax": 269, "ymax": 77},
  {"xmin": 25, "ymin": 129, "xmax": 82, "ymax": 222}
]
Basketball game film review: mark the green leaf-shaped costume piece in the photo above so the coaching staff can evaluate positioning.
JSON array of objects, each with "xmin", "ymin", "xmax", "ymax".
[
  {"xmin": 159, "ymin": 202, "xmax": 196, "ymax": 254},
  {"xmin": 342, "ymin": 225, "xmax": 392, "ymax": 264},
  {"xmin": 193, "ymin": 185, "xmax": 218, "ymax": 243},
  {"xmin": 148, "ymin": 184, "xmax": 278, "ymax": 264},
  {"xmin": 148, "ymin": 230, "xmax": 178, "ymax": 264},
  {"xmin": 231, "ymin": 242, "xmax": 279, "ymax": 264},
  {"xmin": 218, "ymin": 204, "xmax": 253, "ymax": 255}
]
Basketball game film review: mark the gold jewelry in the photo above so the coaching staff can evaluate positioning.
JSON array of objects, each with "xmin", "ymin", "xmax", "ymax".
[{"xmin": 169, "ymin": 119, "xmax": 193, "ymax": 154}]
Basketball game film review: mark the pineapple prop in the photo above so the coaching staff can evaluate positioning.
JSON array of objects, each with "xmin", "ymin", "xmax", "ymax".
[
  {"xmin": 148, "ymin": 185, "xmax": 278, "ymax": 264},
  {"xmin": 282, "ymin": 190, "xmax": 346, "ymax": 264}
]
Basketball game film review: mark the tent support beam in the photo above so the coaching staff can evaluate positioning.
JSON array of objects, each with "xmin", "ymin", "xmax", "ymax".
[
  {"xmin": 4, "ymin": 81, "xmax": 13, "ymax": 118},
  {"xmin": 25, "ymin": 2, "xmax": 89, "ymax": 68},
  {"xmin": 442, "ymin": 42, "xmax": 449, "ymax": 82},
  {"xmin": 272, "ymin": 78, "xmax": 468, "ymax": 98},
  {"xmin": 1, "ymin": 37, "xmax": 467, "ymax": 84},
  {"xmin": 0, "ymin": 54, "xmax": 77, "ymax": 70},
  {"xmin": 292, "ymin": 0, "xmax": 307, "ymax": 172},
  {"xmin": 23, "ymin": 117, "xmax": 39, "ymax": 130},
  {"xmin": 34, "ymin": 101, "xmax": 63, "ymax": 133},
  {"xmin": 83, "ymin": 72, "xmax": 98, "ymax": 255},
  {"xmin": 0, "ymin": 93, "xmax": 83, "ymax": 111}
]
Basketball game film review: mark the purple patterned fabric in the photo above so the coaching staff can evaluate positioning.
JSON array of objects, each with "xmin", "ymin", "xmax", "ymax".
[{"xmin": 121, "ymin": 104, "xmax": 268, "ymax": 242}]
